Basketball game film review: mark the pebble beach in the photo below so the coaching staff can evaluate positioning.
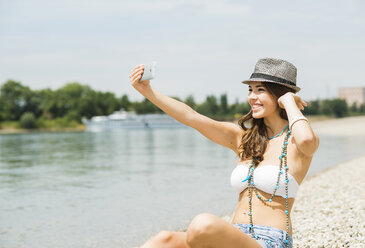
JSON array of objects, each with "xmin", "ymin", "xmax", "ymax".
[
  {"xmin": 290, "ymin": 116, "xmax": 365, "ymax": 247},
  {"xmin": 290, "ymin": 156, "xmax": 365, "ymax": 247}
]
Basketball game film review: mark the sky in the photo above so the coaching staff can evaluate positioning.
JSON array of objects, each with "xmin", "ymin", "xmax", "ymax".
[{"xmin": 1, "ymin": 0, "xmax": 365, "ymax": 104}]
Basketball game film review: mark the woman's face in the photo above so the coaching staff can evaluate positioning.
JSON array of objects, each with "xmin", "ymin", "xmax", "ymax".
[{"xmin": 248, "ymin": 82, "xmax": 278, "ymax": 119}]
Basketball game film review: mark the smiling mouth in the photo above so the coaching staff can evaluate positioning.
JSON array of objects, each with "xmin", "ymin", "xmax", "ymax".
[{"xmin": 252, "ymin": 104, "xmax": 263, "ymax": 111}]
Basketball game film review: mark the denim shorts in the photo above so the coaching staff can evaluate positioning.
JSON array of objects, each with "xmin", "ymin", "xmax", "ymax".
[{"xmin": 232, "ymin": 223, "xmax": 293, "ymax": 248}]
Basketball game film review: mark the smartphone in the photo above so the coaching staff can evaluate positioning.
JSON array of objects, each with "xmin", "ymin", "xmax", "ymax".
[{"xmin": 140, "ymin": 61, "xmax": 157, "ymax": 81}]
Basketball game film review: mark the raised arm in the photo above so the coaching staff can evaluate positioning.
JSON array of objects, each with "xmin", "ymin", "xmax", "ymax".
[
  {"xmin": 278, "ymin": 92, "xmax": 320, "ymax": 156},
  {"xmin": 129, "ymin": 64, "xmax": 244, "ymax": 154}
]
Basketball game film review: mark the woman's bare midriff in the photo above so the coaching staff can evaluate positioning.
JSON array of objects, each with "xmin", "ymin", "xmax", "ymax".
[{"xmin": 231, "ymin": 187, "xmax": 295, "ymax": 236}]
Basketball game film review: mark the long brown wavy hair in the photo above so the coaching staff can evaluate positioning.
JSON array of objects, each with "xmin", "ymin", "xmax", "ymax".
[{"xmin": 237, "ymin": 82, "xmax": 295, "ymax": 165}]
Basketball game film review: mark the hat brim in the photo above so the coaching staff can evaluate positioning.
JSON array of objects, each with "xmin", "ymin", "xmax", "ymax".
[{"xmin": 241, "ymin": 78, "xmax": 301, "ymax": 93}]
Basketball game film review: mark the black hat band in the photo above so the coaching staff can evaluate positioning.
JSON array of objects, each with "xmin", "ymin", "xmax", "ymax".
[{"xmin": 250, "ymin": 73, "xmax": 296, "ymax": 87}]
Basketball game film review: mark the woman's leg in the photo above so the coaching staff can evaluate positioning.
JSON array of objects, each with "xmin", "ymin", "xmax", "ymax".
[
  {"xmin": 140, "ymin": 213, "xmax": 263, "ymax": 248},
  {"xmin": 140, "ymin": 230, "xmax": 189, "ymax": 248},
  {"xmin": 186, "ymin": 213, "xmax": 263, "ymax": 248}
]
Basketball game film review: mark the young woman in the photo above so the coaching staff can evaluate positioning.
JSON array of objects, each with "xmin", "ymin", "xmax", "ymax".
[{"xmin": 129, "ymin": 58, "xmax": 319, "ymax": 248}]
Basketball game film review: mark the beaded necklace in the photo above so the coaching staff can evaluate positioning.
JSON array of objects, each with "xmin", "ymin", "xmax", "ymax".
[
  {"xmin": 245, "ymin": 127, "xmax": 291, "ymax": 247},
  {"xmin": 268, "ymin": 125, "xmax": 289, "ymax": 140}
]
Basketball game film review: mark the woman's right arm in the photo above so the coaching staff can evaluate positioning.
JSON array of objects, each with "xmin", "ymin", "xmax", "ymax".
[{"xmin": 129, "ymin": 64, "xmax": 244, "ymax": 154}]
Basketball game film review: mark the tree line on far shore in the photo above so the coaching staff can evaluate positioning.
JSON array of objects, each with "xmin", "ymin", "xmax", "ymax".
[{"xmin": 0, "ymin": 80, "xmax": 364, "ymax": 129}]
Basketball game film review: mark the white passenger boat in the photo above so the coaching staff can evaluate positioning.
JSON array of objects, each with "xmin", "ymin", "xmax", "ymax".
[{"xmin": 82, "ymin": 109, "xmax": 187, "ymax": 130}]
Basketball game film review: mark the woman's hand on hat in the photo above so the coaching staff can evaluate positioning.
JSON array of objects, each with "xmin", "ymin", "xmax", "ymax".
[{"xmin": 278, "ymin": 92, "xmax": 307, "ymax": 110}]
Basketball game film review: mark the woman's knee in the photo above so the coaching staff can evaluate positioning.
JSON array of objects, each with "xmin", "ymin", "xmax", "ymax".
[
  {"xmin": 140, "ymin": 230, "xmax": 175, "ymax": 248},
  {"xmin": 186, "ymin": 213, "xmax": 218, "ymax": 244}
]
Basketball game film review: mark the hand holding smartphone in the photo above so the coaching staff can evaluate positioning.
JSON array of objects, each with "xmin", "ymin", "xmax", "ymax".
[{"xmin": 140, "ymin": 61, "xmax": 157, "ymax": 81}]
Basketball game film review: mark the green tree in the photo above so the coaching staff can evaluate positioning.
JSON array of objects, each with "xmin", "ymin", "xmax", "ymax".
[
  {"xmin": 350, "ymin": 102, "xmax": 358, "ymax": 114},
  {"xmin": 195, "ymin": 95, "xmax": 219, "ymax": 116},
  {"xmin": 20, "ymin": 112, "xmax": 37, "ymax": 129},
  {"xmin": 77, "ymin": 89, "xmax": 99, "ymax": 119},
  {"xmin": 360, "ymin": 103, "xmax": 365, "ymax": 114},
  {"xmin": 303, "ymin": 100, "xmax": 320, "ymax": 115},
  {"xmin": 95, "ymin": 91, "xmax": 120, "ymax": 116},
  {"xmin": 218, "ymin": 93, "xmax": 228, "ymax": 115},
  {"xmin": 320, "ymin": 99, "xmax": 348, "ymax": 117},
  {"xmin": 319, "ymin": 99, "xmax": 333, "ymax": 116},
  {"xmin": 37, "ymin": 88, "xmax": 59, "ymax": 119},
  {"xmin": 120, "ymin": 94, "xmax": 132, "ymax": 111},
  {"xmin": 132, "ymin": 98, "xmax": 162, "ymax": 114},
  {"xmin": 230, "ymin": 98, "xmax": 251, "ymax": 117},
  {"xmin": 56, "ymin": 83, "xmax": 90, "ymax": 120},
  {"xmin": 184, "ymin": 94, "xmax": 196, "ymax": 109},
  {"xmin": 0, "ymin": 80, "xmax": 33, "ymax": 120},
  {"xmin": 53, "ymin": 82, "xmax": 120, "ymax": 121},
  {"xmin": 331, "ymin": 99, "xmax": 348, "ymax": 117}
]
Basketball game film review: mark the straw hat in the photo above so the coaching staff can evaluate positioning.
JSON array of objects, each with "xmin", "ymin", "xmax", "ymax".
[{"xmin": 242, "ymin": 58, "xmax": 301, "ymax": 92}]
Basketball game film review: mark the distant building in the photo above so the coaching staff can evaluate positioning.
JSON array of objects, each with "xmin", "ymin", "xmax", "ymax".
[{"xmin": 338, "ymin": 87, "xmax": 365, "ymax": 107}]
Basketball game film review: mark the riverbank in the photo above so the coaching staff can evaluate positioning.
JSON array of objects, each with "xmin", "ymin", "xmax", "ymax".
[
  {"xmin": 310, "ymin": 115, "xmax": 365, "ymax": 136},
  {"xmin": 1, "ymin": 115, "xmax": 364, "ymax": 135},
  {"xmin": 0, "ymin": 125, "xmax": 86, "ymax": 135},
  {"xmin": 290, "ymin": 155, "xmax": 365, "ymax": 247}
]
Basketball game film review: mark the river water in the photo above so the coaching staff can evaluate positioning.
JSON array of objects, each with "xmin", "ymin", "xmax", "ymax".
[{"xmin": 1, "ymin": 127, "xmax": 365, "ymax": 247}]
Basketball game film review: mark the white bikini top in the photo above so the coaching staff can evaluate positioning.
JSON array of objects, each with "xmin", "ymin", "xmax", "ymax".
[{"xmin": 230, "ymin": 164, "xmax": 299, "ymax": 198}]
